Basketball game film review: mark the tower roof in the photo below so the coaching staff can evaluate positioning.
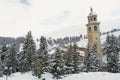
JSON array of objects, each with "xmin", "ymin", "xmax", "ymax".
[{"xmin": 89, "ymin": 7, "xmax": 97, "ymax": 16}]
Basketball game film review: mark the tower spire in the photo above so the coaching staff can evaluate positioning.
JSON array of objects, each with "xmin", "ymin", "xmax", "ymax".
[{"xmin": 90, "ymin": 7, "xmax": 93, "ymax": 12}]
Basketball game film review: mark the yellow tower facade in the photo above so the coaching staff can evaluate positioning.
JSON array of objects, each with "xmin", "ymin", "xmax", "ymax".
[{"xmin": 86, "ymin": 7, "xmax": 103, "ymax": 63}]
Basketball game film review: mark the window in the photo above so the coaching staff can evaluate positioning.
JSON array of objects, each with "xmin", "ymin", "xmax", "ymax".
[
  {"xmin": 89, "ymin": 27, "xmax": 91, "ymax": 31},
  {"xmin": 94, "ymin": 26, "xmax": 97, "ymax": 31},
  {"xmin": 91, "ymin": 18, "xmax": 92, "ymax": 21},
  {"xmin": 94, "ymin": 17, "xmax": 96, "ymax": 21},
  {"xmin": 88, "ymin": 18, "xmax": 90, "ymax": 22}
]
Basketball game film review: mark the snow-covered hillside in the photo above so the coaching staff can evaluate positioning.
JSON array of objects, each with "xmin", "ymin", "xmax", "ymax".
[
  {"xmin": 0, "ymin": 72, "xmax": 120, "ymax": 80},
  {"xmin": 48, "ymin": 28, "xmax": 120, "ymax": 53},
  {"xmin": 77, "ymin": 29, "xmax": 120, "ymax": 48}
]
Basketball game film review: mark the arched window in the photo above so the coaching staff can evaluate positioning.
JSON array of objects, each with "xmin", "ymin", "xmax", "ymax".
[
  {"xmin": 88, "ymin": 18, "xmax": 90, "ymax": 22},
  {"xmin": 94, "ymin": 17, "xmax": 96, "ymax": 21},
  {"xmin": 91, "ymin": 18, "xmax": 92, "ymax": 21},
  {"xmin": 94, "ymin": 26, "xmax": 97, "ymax": 31},
  {"xmin": 89, "ymin": 27, "xmax": 91, "ymax": 31}
]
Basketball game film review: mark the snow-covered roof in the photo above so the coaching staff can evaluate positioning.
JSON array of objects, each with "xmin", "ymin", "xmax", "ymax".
[{"xmin": 89, "ymin": 12, "xmax": 97, "ymax": 16}]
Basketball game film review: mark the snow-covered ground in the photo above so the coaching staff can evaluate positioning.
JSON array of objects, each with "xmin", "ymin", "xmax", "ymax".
[
  {"xmin": 63, "ymin": 72, "xmax": 120, "ymax": 80},
  {"xmin": 0, "ymin": 72, "xmax": 120, "ymax": 80}
]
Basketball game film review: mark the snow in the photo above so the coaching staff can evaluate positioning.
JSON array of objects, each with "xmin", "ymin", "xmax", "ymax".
[
  {"xmin": 89, "ymin": 12, "xmax": 97, "ymax": 16},
  {"xmin": 77, "ymin": 38, "xmax": 88, "ymax": 48},
  {"xmin": 77, "ymin": 30, "xmax": 120, "ymax": 48},
  {"xmin": 101, "ymin": 30, "xmax": 120, "ymax": 44},
  {"xmin": 62, "ymin": 72, "xmax": 120, "ymax": 80},
  {"xmin": 19, "ymin": 43, "xmax": 23, "ymax": 52},
  {"xmin": 0, "ymin": 72, "xmax": 38, "ymax": 80},
  {"xmin": 8, "ymin": 28, "xmax": 120, "ymax": 80},
  {"xmin": 0, "ymin": 72, "xmax": 120, "ymax": 80},
  {"xmin": 0, "ymin": 72, "xmax": 53, "ymax": 80}
]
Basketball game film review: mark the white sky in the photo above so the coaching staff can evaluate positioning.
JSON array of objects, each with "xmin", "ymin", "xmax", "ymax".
[{"xmin": 0, "ymin": 0, "xmax": 120, "ymax": 38}]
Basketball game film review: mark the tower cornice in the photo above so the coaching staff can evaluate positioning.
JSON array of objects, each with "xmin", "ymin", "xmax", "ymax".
[{"xmin": 86, "ymin": 22, "xmax": 100, "ymax": 26}]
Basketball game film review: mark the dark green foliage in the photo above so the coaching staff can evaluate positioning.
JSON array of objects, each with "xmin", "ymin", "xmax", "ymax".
[
  {"xmin": 72, "ymin": 44, "xmax": 81, "ymax": 73},
  {"xmin": 0, "ymin": 41, "xmax": 9, "ymax": 76},
  {"xmin": 65, "ymin": 44, "xmax": 80, "ymax": 74},
  {"xmin": 65, "ymin": 44, "xmax": 72, "ymax": 65},
  {"xmin": 20, "ymin": 31, "xmax": 36, "ymax": 73},
  {"xmin": 0, "ymin": 55, "xmax": 3, "ymax": 77},
  {"xmin": 51, "ymin": 48, "xmax": 64, "ymax": 79},
  {"xmin": 32, "ymin": 36, "xmax": 49, "ymax": 78},
  {"xmin": 118, "ymin": 36, "xmax": 120, "ymax": 52},
  {"xmin": 6, "ymin": 44, "xmax": 18, "ymax": 73},
  {"xmin": 104, "ymin": 35, "xmax": 120, "ymax": 73},
  {"xmin": 83, "ymin": 45, "xmax": 101, "ymax": 72}
]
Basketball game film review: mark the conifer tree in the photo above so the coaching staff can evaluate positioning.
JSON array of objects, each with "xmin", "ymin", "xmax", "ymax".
[
  {"xmin": 6, "ymin": 44, "xmax": 18, "ymax": 73},
  {"xmin": 51, "ymin": 48, "xmax": 64, "ymax": 79},
  {"xmin": 72, "ymin": 44, "xmax": 80, "ymax": 73},
  {"xmin": 65, "ymin": 44, "xmax": 80, "ymax": 74},
  {"xmin": 0, "ymin": 40, "xmax": 8, "ymax": 75},
  {"xmin": 83, "ymin": 45, "xmax": 90, "ymax": 72},
  {"xmin": 84, "ymin": 45, "xmax": 101, "ymax": 72},
  {"xmin": 32, "ymin": 36, "xmax": 49, "ymax": 78},
  {"xmin": 65, "ymin": 45, "xmax": 72, "ymax": 65},
  {"xmin": 117, "ymin": 36, "xmax": 120, "ymax": 52},
  {"xmin": 0, "ymin": 54, "xmax": 3, "ymax": 77},
  {"xmin": 104, "ymin": 35, "xmax": 120, "ymax": 73},
  {"xmin": 20, "ymin": 31, "xmax": 36, "ymax": 73},
  {"xmin": 65, "ymin": 44, "xmax": 74, "ymax": 74}
]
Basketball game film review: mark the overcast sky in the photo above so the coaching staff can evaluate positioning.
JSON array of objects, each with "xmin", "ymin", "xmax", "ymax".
[{"xmin": 0, "ymin": 0, "xmax": 120, "ymax": 38}]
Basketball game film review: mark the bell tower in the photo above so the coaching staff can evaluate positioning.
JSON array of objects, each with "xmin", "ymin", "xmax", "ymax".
[{"xmin": 86, "ymin": 7, "xmax": 103, "ymax": 63}]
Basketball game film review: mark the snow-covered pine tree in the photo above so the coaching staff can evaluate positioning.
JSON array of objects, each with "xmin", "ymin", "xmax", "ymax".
[
  {"xmin": 104, "ymin": 35, "xmax": 120, "ymax": 73},
  {"xmin": 51, "ymin": 48, "xmax": 65, "ymax": 79},
  {"xmin": 84, "ymin": 44, "xmax": 101, "ymax": 72},
  {"xmin": 0, "ymin": 40, "xmax": 8, "ymax": 75},
  {"xmin": 65, "ymin": 44, "xmax": 80, "ymax": 74},
  {"xmin": 72, "ymin": 44, "xmax": 80, "ymax": 73},
  {"xmin": 32, "ymin": 53, "xmax": 39, "ymax": 77},
  {"xmin": 83, "ymin": 45, "xmax": 91, "ymax": 72},
  {"xmin": 39, "ymin": 36, "xmax": 49, "ymax": 72},
  {"xmin": 20, "ymin": 31, "xmax": 36, "ymax": 73},
  {"xmin": 65, "ymin": 44, "xmax": 74, "ymax": 74},
  {"xmin": 90, "ymin": 45, "xmax": 101, "ymax": 71},
  {"xmin": 6, "ymin": 44, "xmax": 18, "ymax": 73},
  {"xmin": 32, "ymin": 36, "xmax": 49, "ymax": 78},
  {"xmin": 0, "ymin": 53, "xmax": 3, "ymax": 77},
  {"xmin": 117, "ymin": 36, "xmax": 120, "ymax": 52}
]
